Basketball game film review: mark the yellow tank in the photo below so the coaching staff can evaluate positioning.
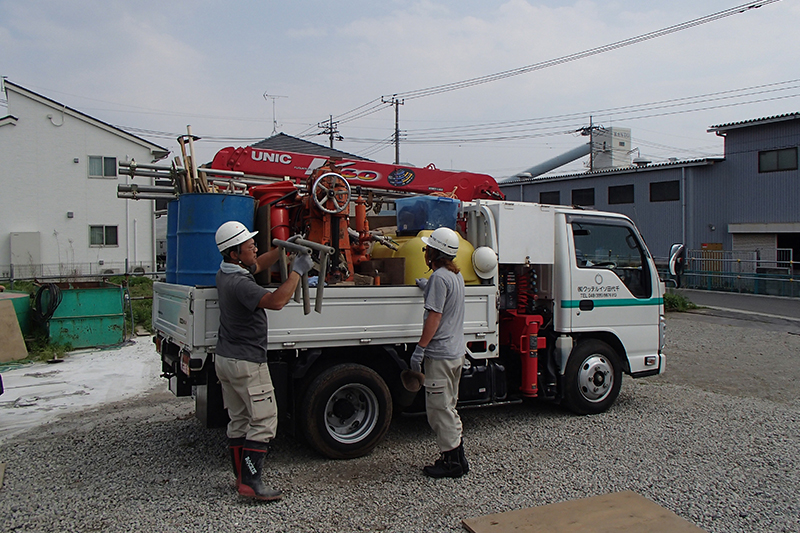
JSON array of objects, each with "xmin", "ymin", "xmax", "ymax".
[
  {"xmin": 370, "ymin": 235, "xmax": 413, "ymax": 259},
  {"xmin": 394, "ymin": 230, "xmax": 479, "ymax": 285}
]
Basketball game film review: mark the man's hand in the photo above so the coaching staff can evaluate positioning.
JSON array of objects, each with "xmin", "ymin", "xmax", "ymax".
[
  {"xmin": 415, "ymin": 278, "xmax": 428, "ymax": 290},
  {"xmin": 410, "ymin": 344, "xmax": 425, "ymax": 372},
  {"xmin": 292, "ymin": 253, "xmax": 314, "ymax": 276}
]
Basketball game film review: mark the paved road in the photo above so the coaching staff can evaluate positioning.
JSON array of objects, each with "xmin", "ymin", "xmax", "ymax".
[{"xmin": 674, "ymin": 288, "xmax": 800, "ymax": 322}]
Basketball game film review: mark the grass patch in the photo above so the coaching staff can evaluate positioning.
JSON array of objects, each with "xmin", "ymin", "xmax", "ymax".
[
  {"xmin": 664, "ymin": 292, "xmax": 698, "ymax": 312},
  {"xmin": 112, "ymin": 275, "xmax": 154, "ymax": 333}
]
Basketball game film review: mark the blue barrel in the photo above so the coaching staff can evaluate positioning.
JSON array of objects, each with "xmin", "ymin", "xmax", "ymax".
[
  {"xmin": 166, "ymin": 199, "xmax": 178, "ymax": 283},
  {"xmin": 175, "ymin": 193, "xmax": 256, "ymax": 286}
]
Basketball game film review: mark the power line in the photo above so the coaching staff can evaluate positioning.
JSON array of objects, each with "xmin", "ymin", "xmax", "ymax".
[
  {"xmin": 308, "ymin": 0, "xmax": 782, "ymax": 132},
  {"xmin": 388, "ymin": 1, "xmax": 781, "ymax": 101}
]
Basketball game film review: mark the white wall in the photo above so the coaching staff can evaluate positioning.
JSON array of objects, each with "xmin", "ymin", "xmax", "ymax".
[{"xmin": 0, "ymin": 87, "xmax": 162, "ymax": 278}]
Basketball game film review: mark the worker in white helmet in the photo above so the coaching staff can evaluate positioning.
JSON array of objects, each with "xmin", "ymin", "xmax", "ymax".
[
  {"xmin": 411, "ymin": 226, "xmax": 469, "ymax": 478},
  {"xmin": 213, "ymin": 220, "xmax": 314, "ymax": 501}
]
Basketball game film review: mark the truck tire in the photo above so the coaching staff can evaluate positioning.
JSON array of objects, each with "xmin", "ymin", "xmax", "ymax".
[
  {"xmin": 300, "ymin": 363, "xmax": 392, "ymax": 459},
  {"xmin": 563, "ymin": 339, "xmax": 622, "ymax": 415}
]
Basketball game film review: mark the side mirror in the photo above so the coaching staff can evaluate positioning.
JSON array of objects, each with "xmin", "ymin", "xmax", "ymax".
[{"xmin": 668, "ymin": 244, "xmax": 685, "ymax": 276}]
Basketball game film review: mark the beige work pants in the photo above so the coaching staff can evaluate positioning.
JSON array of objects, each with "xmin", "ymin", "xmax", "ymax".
[
  {"xmin": 424, "ymin": 355, "xmax": 464, "ymax": 452},
  {"xmin": 215, "ymin": 355, "xmax": 278, "ymax": 444}
]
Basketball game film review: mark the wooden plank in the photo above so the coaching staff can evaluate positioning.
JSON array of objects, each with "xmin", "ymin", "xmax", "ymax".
[
  {"xmin": 0, "ymin": 299, "xmax": 27, "ymax": 362},
  {"xmin": 462, "ymin": 491, "xmax": 707, "ymax": 533}
]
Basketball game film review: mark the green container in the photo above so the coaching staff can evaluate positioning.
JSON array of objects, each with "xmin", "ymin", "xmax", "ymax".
[
  {"xmin": 0, "ymin": 291, "xmax": 32, "ymax": 335},
  {"xmin": 47, "ymin": 282, "xmax": 125, "ymax": 349}
]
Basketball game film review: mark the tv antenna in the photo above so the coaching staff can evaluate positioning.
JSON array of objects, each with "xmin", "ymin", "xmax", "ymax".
[{"xmin": 263, "ymin": 92, "xmax": 288, "ymax": 134}]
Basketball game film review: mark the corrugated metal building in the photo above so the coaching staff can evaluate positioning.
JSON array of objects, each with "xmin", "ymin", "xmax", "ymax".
[{"xmin": 499, "ymin": 113, "xmax": 800, "ymax": 267}]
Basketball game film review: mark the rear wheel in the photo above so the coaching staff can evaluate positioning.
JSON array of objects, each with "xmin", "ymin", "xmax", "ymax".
[
  {"xmin": 300, "ymin": 363, "xmax": 392, "ymax": 459},
  {"xmin": 563, "ymin": 339, "xmax": 622, "ymax": 415}
]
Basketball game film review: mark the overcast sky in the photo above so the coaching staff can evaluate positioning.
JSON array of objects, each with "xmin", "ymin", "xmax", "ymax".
[{"xmin": 2, "ymin": 0, "xmax": 798, "ymax": 178}]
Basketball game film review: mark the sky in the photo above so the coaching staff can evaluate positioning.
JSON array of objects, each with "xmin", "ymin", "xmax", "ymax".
[{"xmin": 1, "ymin": 0, "xmax": 799, "ymax": 179}]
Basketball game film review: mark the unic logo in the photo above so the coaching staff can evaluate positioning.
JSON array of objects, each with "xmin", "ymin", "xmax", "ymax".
[
  {"xmin": 251, "ymin": 150, "xmax": 292, "ymax": 165},
  {"xmin": 340, "ymin": 168, "xmax": 380, "ymax": 181}
]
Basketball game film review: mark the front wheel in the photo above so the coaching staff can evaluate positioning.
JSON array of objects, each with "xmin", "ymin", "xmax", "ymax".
[
  {"xmin": 300, "ymin": 363, "xmax": 392, "ymax": 459},
  {"xmin": 563, "ymin": 340, "xmax": 622, "ymax": 415}
]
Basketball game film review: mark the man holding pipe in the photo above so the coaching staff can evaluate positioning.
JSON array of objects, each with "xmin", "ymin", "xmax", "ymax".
[{"xmin": 214, "ymin": 220, "xmax": 313, "ymax": 501}]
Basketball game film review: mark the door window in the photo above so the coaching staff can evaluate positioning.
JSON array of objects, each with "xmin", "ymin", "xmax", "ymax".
[{"xmin": 572, "ymin": 220, "xmax": 651, "ymax": 298}]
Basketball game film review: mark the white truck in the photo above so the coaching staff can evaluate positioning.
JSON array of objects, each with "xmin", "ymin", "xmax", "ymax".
[{"xmin": 153, "ymin": 197, "xmax": 672, "ymax": 460}]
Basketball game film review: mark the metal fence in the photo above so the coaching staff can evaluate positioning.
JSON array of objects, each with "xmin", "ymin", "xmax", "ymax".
[
  {"xmin": 0, "ymin": 260, "xmax": 162, "ymax": 286},
  {"xmin": 675, "ymin": 248, "xmax": 798, "ymax": 297}
]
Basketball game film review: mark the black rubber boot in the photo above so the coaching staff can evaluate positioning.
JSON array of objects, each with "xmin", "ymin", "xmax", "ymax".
[
  {"xmin": 238, "ymin": 440, "xmax": 282, "ymax": 501},
  {"xmin": 423, "ymin": 447, "xmax": 464, "ymax": 478},
  {"xmin": 228, "ymin": 437, "xmax": 245, "ymax": 480},
  {"xmin": 457, "ymin": 440, "xmax": 469, "ymax": 475}
]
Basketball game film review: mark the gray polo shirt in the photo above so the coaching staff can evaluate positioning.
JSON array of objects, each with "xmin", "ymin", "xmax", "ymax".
[
  {"xmin": 216, "ymin": 264, "xmax": 271, "ymax": 363},
  {"xmin": 422, "ymin": 267, "xmax": 466, "ymax": 360}
]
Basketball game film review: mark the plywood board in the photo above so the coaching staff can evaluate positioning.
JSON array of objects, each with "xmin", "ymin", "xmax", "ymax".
[
  {"xmin": 462, "ymin": 491, "xmax": 707, "ymax": 533},
  {"xmin": 0, "ymin": 299, "xmax": 28, "ymax": 362}
]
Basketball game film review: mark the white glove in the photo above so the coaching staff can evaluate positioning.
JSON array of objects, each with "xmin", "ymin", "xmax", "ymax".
[
  {"xmin": 292, "ymin": 253, "xmax": 314, "ymax": 276},
  {"xmin": 410, "ymin": 344, "xmax": 425, "ymax": 372},
  {"xmin": 415, "ymin": 278, "xmax": 428, "ymax": 290}
]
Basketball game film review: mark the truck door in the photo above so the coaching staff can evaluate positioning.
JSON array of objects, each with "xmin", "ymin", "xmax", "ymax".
[{"xmin": 566, "ymin": 216, "xmax": 660, "ymax": 371}]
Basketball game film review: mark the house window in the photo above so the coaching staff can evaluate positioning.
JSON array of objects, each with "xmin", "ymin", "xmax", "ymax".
[
  {"xmin": 89, "ymin": 156, "xmax": 117, "ymax": 178},
  {"xmin": 650, "ymin": 180, "xmax": 680, "ymax": 202},
  {"xmin": 572, "ymin": 188, "xmax": 595, "ymax": 206},
  {"xmin": 608, "ymin": 184, "xmax": 634, "ymax": 205},
  {"xmin": 90, "ymin": 225, "xmax": 118, "ymax": 246},
  {"xmin": 539, "ymin": 191, "xmax": 560, "ymax": 205},
  {"xmin": 758, "ymin": 147, "xmax": 797, "ymax": 172}
]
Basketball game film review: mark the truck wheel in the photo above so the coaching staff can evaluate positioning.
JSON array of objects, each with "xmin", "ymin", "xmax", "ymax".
[
  {"xmin": 563, "ymin": 339, "xmax": 622, "ymax": 415},
  {"xmin": 300, "ymin": 363, "xmax": 392, "ymax": 459}
]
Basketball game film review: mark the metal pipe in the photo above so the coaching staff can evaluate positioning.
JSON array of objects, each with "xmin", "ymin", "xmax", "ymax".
[
  {"xmin": 301, "ymin": 273, "xmax": 311, "ymax": 315},
  {"xmin": 197, "ymin": 167, "xmax": 246, "ymax": 177},
  {"xmin": 315, "ymin": 253, "xmax": 328, "ymax": 313},
  {"xmin": 118, "ymin": 184, "xmax": 177, "ymax": 194},
  {"xmin": 273, "ymin": 239, "xmax": 312, "ymax": 306},
  {"xmin": 119, "ymin": 168, "xmax": 177, "ymax": 179},
  {"xmin": 119, "ymin": 161, "xmax": 173, "ymax": 171},
  {"xmin": 503, "ymin": 143, "xmax": 592, "ymax": 182},
  {"xmin": 117, "ymin": 192, "xmax": 178, "ymax": 200},
  {"xmin": 292, "ymin": 238, "xmax": 336, "ymax": 256}
]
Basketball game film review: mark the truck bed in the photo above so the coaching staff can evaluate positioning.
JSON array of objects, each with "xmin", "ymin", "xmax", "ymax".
[{"xmin": 153, "ymin": 282, "xmax": 498, "ymax": 357}]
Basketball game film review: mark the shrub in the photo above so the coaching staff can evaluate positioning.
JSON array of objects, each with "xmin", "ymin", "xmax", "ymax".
[{"xmin": 664, "ymin": 292, "xmax": 698, "ymax": 312}]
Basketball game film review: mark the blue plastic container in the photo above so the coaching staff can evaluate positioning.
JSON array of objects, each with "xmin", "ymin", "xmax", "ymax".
[
  {"xmin": 175, "ymin": 193, "xmax": 256, "ymax": 286},
  {"xmin": 396, "ymin": 196, "xmax": 460, "ymax": 234},
  {"xmin": 166, "ymin": 199, "xmax": 178, "ymax": 283}
]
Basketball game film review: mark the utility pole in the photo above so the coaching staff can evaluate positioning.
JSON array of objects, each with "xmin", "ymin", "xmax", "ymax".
[
  {"xmin": 580, "ymin": 116, "xmax": 600, "ymax": 172},
  {"xmin": 318, "ymin": 115, "xmax": 343, "ymax": 148},
  {"xmin": 263, "ymin": 93, "xmax": 287, "ymax": 135},
  {"xmin": 382, "ymin": 96, "xmax": 404, "ymax": 164}
]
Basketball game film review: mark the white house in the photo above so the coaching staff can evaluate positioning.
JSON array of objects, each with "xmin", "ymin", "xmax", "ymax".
[{"xmin": 0, "ymin": 80, "xmax": 169, "ymax": 280}]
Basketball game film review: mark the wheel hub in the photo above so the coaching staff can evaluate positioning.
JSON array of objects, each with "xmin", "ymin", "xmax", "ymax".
[
  {"xmin": 577, "ymin": 355, "xmax": 613, "ymax": 402},
  {"xmin": 324, "ymin": 384, "xmax": 379, "ymax": 444}
]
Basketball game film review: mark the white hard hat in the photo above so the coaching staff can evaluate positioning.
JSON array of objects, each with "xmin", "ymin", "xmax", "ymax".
[
  {"xmin": 472, "ymin": 247, "xmax": 498, "ymax": 279},
  {"xmin": 421, "ymin": 227, "xmax": 459, "ymax": 257},
  {"xmin": 215, "ymin": 221, "xmax": 258, "ymax": 253}
]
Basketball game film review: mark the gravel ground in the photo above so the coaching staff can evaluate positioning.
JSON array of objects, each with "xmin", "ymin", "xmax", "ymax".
[{"xmin": 1, "ymin": 311, "xmax": 799, "ymax": 533}]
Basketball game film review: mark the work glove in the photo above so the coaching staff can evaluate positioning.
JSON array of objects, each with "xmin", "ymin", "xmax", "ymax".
[
  {"xmin": 415, "ymin": 278, "xmax": 428, "ymax": 290},
  {"xmin": 292, "ymin": 253, "xmax": 314, "ymax": 276},
  {"xmin": 410, "ymin": 344, "xmax": 425, "ymax": 373}
]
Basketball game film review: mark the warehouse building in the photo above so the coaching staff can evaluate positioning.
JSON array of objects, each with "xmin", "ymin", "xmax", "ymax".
[{"xmin": 499, "ymin": 113, "xmax": 800, "ymax": 284}]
